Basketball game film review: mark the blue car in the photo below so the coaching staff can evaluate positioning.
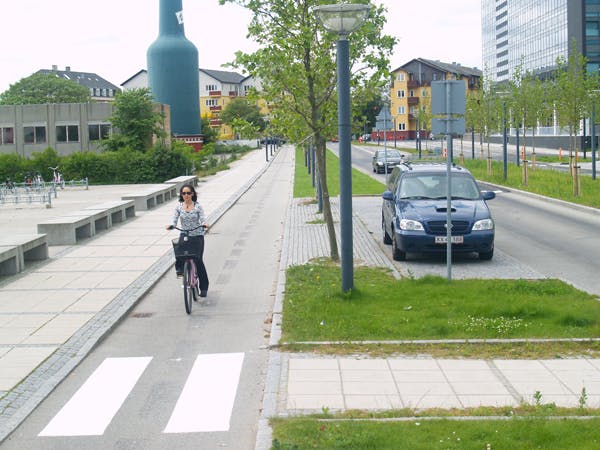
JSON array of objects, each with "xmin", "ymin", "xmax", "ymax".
[{"xmin": 381, "ymin": 163, "xmax": 495, "ymax": 261}]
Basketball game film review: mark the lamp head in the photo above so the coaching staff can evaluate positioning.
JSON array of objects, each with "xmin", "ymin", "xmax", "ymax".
[{"xmin": 313, "ymin": 3, "xmax": 371, "ymax": 37}]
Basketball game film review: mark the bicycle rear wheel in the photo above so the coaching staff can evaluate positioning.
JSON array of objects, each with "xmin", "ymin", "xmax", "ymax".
[{"xmin": 183, "ymin": 259, "xmax": 194, "ymax": 314}]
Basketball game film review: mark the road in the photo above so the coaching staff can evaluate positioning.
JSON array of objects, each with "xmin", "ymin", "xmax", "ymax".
[
  {"xmin": 334, "ymin": 142, "xmax": 600, "ymax": 296},
  {"xmin": 1, "ymin": 150, "xmax": 293, "ymax": 449}
]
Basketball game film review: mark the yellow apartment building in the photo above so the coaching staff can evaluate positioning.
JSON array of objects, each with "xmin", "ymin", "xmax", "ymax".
[{"xmin": 387, "ymin": 58, "xmax": 482, "ymax": 141}]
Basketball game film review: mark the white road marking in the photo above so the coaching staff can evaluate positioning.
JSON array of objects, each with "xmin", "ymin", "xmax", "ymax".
[
  {"xmin": 39, "ymin": 357, "xmax": 152, "ymax": 436},
  {"xmin": 164, "ymin": 352, "xmax": 245, "ymax": 433}
]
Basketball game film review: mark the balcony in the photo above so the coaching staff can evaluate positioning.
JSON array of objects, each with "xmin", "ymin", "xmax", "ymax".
[
  {"xmin": 407, "ymin": 80, "xmax": 419, "ymax": 88},
  {"xmin": 407, "ymin": 97, "xmax": 419, "ymax": 105},
  {"xmin": 408, "ymin": 114, "xmax": 416, "ymax": 121},
  {"xmin": 209, "ymin": 105, "xmax": 222, "ymax": 111},
  {"xmin": 209, "ymin": 119, "xmax": 222, "ymax": 126},
  {"xmin": 228, "ymin": 91, "xmax": 238, "ymax": 97},
  {"xmin": 209, "ymin": 90, "xmax": 221, "ymax": 97}
]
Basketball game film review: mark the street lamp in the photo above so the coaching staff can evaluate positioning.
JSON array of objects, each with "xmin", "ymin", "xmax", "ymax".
[{"xmin": 314, "ymin": 3, "xmax": 370, "ymax": 293}]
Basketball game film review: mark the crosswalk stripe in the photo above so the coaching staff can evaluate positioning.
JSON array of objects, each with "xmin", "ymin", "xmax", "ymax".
[
  {"xmin": 164, "ymin": 352, "xmax": 245, "ymax": 433},
  {"xmin": 39, "ymin": 357, "xmax": 152, "ymax": 437}
]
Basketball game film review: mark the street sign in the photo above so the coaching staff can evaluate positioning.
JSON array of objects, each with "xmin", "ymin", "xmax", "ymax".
[
  {"xmin": 431, "ymin": 117, "xmax": 465, "ymax": 135},
  {"xmin": 431, "ymin": 81, "xmax": 466, "ymax": 115},
  {"xmin": 375, "ymin": 107, "xmax": 392, "ymax": 130}
]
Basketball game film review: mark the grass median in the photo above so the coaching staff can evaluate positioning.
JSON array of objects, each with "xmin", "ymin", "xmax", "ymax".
[
  {"xmin": 294, "ymin": 147, "xmax": 384, "ymax": 197},
  {"xmin": 280, "ymin": 263, "xmax": 600, "ymax": 358},
  {"xmin": 271, "ymin": 416, "xmax": 600, "ymax": 450}
]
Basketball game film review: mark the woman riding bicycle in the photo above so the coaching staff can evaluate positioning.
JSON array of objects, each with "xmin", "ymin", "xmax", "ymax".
[{"xmin": 166, "ymin": 184, "xmax": 210, "ymax": 297}]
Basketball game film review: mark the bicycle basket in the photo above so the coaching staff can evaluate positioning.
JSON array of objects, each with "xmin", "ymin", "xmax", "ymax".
[{"xmin": 172, "ymin": 237, "xmax": 199, "ymax": 259}]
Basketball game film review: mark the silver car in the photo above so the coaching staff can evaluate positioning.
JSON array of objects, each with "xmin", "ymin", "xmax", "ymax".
[{"xmin": 372, "ymin": 149, "xmax": 405, "ymax": 174}]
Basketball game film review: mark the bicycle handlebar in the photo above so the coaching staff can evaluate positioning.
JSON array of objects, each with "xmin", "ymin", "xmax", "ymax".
[{"xmin": 168, "ymin": 224, "xmax": 208, "ymax": 234}]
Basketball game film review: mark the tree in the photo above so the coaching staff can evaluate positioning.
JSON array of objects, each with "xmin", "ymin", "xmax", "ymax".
[
  {"xmin": 552, "ymin": 41, "xmax": 594, "ymax": 165},
  {"xmin": 0, "ymin": 73, "xmax": 91, "ymax": 105},
  {"xmin": 220, "ymin": 97, "xmax": 265, "ymax": 135},
  {"xmin": 508, "ymin": 64, "xmax": 548, "ymax": 167},
  {"xmin": 200, "ymin": 117, "xmax": 219, "ymax": 144},
  {"xmin": 103, "ymin": 88, "xmax": 165, "ymax": 152},
  {"xmin": 221, "ymin": 0, "xmax": 396, "ymax": 261}
]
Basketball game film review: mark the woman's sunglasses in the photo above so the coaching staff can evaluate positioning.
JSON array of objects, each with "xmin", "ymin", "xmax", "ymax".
[{"xmin": 181, "ymin": 191, "xmax": 193, "ymax": 196}]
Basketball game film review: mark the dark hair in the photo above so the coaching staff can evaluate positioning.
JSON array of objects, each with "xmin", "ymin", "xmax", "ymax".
[{"xmin": 178, "ymin": 183, "xmax": 197, "ymax": 202}]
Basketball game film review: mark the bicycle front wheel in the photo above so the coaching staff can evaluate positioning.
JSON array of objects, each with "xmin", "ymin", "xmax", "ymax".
[{"xmin": 183, "ymin": 260, "xmax": 193, "ymax": 314}]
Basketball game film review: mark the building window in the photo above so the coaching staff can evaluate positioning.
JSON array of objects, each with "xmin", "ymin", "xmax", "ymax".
[
  {"xmin": 397, "ymin": 73, "xmax": 405, "ymax": 81},
  {"xmin": 398, "ymin": 123, "xmax": 406, "ymax": 131},
  {"xmin": 206, "ymin": 99, "xmax": 218, "ymax": 106},
  {"xmin": 88, "ymin": 124, "xmax": 111, "ymax": 141},
  {"xmin": 409, "ymin": 90, "xmax": 415, "ymax": 97},
  {"xmin": 24, "ymin": 126, "xmax": 46, "ymax": 144},
  {"xmin": 206, "ymin": 84, "xmax": 218, "ymax": 92},
  {"xmin": 422, "ymin": 89, "xmax": 427, "ymax": 97},
  {"xmin": 1, "ymin": 127, "xmax": 14, "ymax": 144},
  {"xmin": 397, "ymin": 106, "xmax": 405, "ymax": 114},
  {"xmin": 433, "ymin": 73, "xmax": 438, "ymax": 81},
  {"xmin": 397, "ymin": 90, "xmax": 405, "ymax": 98},
  {"xmin": 56, "ymin": 125, "xmax": 80, "ymax": 143}
]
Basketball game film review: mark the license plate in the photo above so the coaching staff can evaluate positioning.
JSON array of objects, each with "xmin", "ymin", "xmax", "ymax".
[{"xmin": 435, "ymin": 235, "xmax": 464, "ymax": 244}]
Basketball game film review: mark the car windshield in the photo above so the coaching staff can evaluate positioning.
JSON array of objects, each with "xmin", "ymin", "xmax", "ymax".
[
  {"xmin": 377, "ymin": 150, "xmax": 402, "ymax": 160},
  {"xmin": 398, "ymin": 173, "xmax": 480, "ymax": 200}
]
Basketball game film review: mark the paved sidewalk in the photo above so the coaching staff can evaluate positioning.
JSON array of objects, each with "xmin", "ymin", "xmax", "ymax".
[{"xmin": 0, "ymin": 147, "xmax": 275, "ymax": 440}]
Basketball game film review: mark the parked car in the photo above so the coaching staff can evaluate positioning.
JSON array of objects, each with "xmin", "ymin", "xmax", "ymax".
[
  {"xmin": 381, "ymin": 163, "xmax": 495, "ymax": 261},
  {"xmin": 371, "ymin": 149, "xmax": 406, "ymax": 174}
]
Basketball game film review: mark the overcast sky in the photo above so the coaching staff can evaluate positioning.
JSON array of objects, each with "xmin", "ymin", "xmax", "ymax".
[{"xmin": 0, "ymin": 0, "xmax": 482, "ymax": 94}]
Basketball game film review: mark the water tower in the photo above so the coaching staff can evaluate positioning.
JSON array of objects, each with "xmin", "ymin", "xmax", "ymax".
[{"xmin": 147, "ymin": 0, "xmax": 202, "ymax": 149}]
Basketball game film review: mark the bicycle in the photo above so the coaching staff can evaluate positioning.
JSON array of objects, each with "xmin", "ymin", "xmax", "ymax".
[
  {"xmin": 169, "ymin": 224, "xmax": 207, "ymax": 314},
  {"xmin": 49, "ymin": 166, "xmax": 65, "ymax": 190}
]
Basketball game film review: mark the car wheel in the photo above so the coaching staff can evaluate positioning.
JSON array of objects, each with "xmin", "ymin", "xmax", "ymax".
[
  {"xmin": 382, "ymin": 216, "xmax": 392, "ymax": 245},
  {"xmin": 479, "ymin": 249, "xmax": 494, "ymax": 261},
  {"xmin": 392, "ymin": 231, "xmax": 406, "ymax": 261}
]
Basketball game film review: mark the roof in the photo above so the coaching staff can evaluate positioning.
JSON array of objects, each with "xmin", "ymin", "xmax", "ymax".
[
  {"xmin": 394, "ymin": 58, "xmax": 482, "ymax": 78},
  {"xmin": 36, "ymin": 68, "xmax": 120, "ymax": 91},
  {"xmin": 121, "ymin": 68, "xmax": 248, "ymax": 86},
  {"xmin": 199, "ymin": 69, "xmax": 246, "ymax": 84},
  {"xmin": 120, "ymin": 69, "xmax": 147, "ymax": 86}
]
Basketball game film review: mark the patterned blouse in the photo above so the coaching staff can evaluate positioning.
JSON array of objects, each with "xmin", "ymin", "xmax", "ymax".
[{"xmin": 171, "ymin": 202, "xmax": 207, "ymax": 236}]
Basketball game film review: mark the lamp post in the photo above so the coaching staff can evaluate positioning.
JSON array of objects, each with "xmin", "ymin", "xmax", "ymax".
[{"xmin": 314, "ymin": 3, "xmax": 370, "ymax": 293}]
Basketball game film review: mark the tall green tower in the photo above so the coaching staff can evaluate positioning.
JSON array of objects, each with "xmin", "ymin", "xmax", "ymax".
[{"xmin": 147, "ymin": 0, "xmax": 201, "ymax": 136}]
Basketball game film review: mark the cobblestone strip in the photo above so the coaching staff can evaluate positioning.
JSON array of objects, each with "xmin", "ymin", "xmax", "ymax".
[
  {"xmin": 0, "ymin": 150, "xmax": 279, "ymax": 443},
  {"xmin": 287, "ymin": 198, "xmax": 399, "ymax": 275}
]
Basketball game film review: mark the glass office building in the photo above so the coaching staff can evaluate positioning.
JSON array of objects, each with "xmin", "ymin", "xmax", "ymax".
[{"xmin": 482, "ymin": 0, "xmax": 600, "ymax": 83}]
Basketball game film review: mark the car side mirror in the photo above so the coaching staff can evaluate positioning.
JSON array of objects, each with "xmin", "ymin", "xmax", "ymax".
[
  {"xmin": 481, "ymin": 190, "xmax": 495, "ymax": 200},
  {"xmin": 382, "ymin": 190, "xmax": 394, "ymax": 201}
]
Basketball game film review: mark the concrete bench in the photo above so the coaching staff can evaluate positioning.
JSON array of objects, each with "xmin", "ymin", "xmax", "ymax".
[
  {"xmin": 121, "ymin": 184, "xmax": 177, "ymax": 211},
  {"xmin": 165, "ymin": 175, "xmax": 198, "ymax": 192},
  {"xmin": 37, "ymin": 199, "xmax": 138, "ymax": 245},
  {"xmin": 0, "ymin": 246, "xmax": 19, "ymax": 276},
  {"xmin": 0, "ymin": 234, "xmax": 48, "ymax": 275},
  {"xmin": 38, "ymin": 214, "xmax": 96, "ymax": 245},
  {"xmin": 84, "ymin": 200, "xmax": 135, "ymax": 226}
]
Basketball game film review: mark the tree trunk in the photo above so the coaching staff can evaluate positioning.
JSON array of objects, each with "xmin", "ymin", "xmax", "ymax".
[{"xmin": 315, "ymin": 135, "xmax": 339, "ymax": 261}]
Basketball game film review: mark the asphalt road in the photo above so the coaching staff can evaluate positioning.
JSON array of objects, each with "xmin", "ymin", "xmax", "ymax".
[{"xmin": 1, "ymin": 150, "xmax": 293, "ymax": 449}]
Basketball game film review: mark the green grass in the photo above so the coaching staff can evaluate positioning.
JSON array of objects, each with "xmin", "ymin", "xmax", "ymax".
[
  {"xmin": 282, "ymin": 264, "xmax": 600, "ymax": 342},
  {"xmin": 294, "ymin": 147, "xmax": 384, "ymax": 197},
  {"xmin": 271, "ymin": 416, "xmax": 600, "ymax": 450},
  {"xmin": 458, "ymin": 158, "xmax": 600, "ymax": 209}
]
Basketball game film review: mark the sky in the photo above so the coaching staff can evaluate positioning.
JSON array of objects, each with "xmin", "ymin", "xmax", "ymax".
[{"xmin": 0, "ymin": 0, "xmax": 482, "ymax": 94}]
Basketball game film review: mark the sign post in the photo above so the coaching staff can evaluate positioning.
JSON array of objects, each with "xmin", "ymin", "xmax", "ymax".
[{"xmin": 431, "ymin": 81, "xmax": 466, "ymax": 282}]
